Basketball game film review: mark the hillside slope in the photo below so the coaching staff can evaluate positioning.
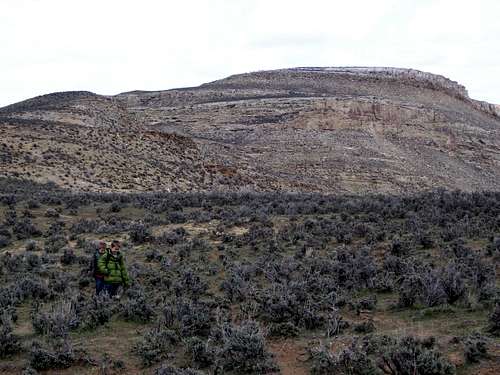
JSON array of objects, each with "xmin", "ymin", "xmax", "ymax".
[
  {"xmin": 1, "ymin": 67, "xmax": 499, "ymax": 193},
  {"xmin": 0, "ymin": 92, "xmax": 246, "ymax": 191}
]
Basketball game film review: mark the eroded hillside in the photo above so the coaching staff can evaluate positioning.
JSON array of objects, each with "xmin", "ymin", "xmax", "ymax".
[
  {"xmin": 0, "ymin": 92, "xmax": 246, "ymax": 191},
  {"xmin": 1, "ymin": 67, "xmax": 499, "ymax": 193}
]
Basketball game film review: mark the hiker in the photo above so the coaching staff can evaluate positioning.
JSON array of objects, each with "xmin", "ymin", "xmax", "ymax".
[
  {"xmin": 98, "ymin": 239, "xmax": 130, "ymax": 297},
  {"xmin": 93, "ymin": 241, "xmax": 108, "ymax": 295}
]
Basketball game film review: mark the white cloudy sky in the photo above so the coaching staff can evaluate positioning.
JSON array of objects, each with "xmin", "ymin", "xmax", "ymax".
[{"xmin": 1, "ymin": 0, "xmax": 499, "ymax": 107}]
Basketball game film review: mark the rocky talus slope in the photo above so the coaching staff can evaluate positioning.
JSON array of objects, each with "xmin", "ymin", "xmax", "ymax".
[{"xmin": 1, "ymin": 67, "xmax": 499, "ymax": 192}]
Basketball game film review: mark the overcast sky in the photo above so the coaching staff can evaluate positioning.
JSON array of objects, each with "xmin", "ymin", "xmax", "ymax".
[{"xmin": 1, "ymin": 0, "xmax": 499, "ymax": 107}]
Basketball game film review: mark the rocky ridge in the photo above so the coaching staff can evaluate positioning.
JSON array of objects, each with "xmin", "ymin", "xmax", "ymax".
[{"xmin": 1, "ymin": 67, "xmax": 499, "ymax": 193}]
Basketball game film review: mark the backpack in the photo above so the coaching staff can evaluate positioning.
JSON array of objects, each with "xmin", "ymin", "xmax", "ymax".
[{"xmin": 93, "ymin": 250, "xmax": 110, "ymax": 276}]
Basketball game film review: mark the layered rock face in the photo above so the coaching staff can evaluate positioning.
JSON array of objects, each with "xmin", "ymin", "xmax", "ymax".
[
  {"xmin": 1, "ymin": 67, "xmax": 499, "ymax": 193},
  {"xmin": 115, "ymin": 67, "xmax": 500, "ymax": 193}
]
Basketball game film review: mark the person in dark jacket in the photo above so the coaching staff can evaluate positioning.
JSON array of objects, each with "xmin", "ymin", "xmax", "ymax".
[
  {"xmin": 93, "ymin": 241, "xmax": 107, "ymax": 295},
  {"xmin": 98, "ymin": 240, "xmax": 130, "ymax": 297}
]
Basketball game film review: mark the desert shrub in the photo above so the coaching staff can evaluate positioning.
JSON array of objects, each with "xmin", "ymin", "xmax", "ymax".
[
  {"xmin": 144, "ymin": 212, "xmax": 164, "ymax": 225},
  {"xmin": 44, "ymin": 208, "xmax": 60, "ymax": 218},
  {"xmin": 242, "ymin": 223, "xmax": 274, "ymax": 248},
  {"xmin": 325, "ymin": 308, "xmax": 348, "ymax": 337},
  {"xmin": 464, "ymin": 255, "xmax": 496, "ymax": 294},
  {"xmin": 383, "ymin": 255, "xmax": 409, "ymax": 276},
  {"xmin": 26, "ymin": 253, "xmax": 41, "ymax": 270},
  {"xmin": 44, "ymin": 234, "xmax": 67, "ymax": 254},
  {"xmin": 361, "ymin": 334, "xmax": 397, "ymax": 355},
  {"xmin": 133, "ymin": 325, "xmax": 178, "ymax": 367},
  {"xmin": 440, "ymin": 264, "xmax": 466, "ymax": 304},
  {"xmin": 257, "ymin": 283, "xmax": 300, "ymax": 323},
  {"xmin": 391, "ymin": 237, "xmax": 411, "ymax": 256},
  {"xmin": 16, "ymin": 276, "xmax": 49, "ymax": 302},
  {"xmin": 32, "ymin": 301, "xmax": 80, "ymax": 340},
  {"xmin": 13, "ymin": 218, "xmax": 41, "ymax": 239},
  {"xmin": 336, "ymin": 249, "xmax": 378, "ymax": 289},
  {"xmin": 488, "ymin": 304, "xmax": 500, "ymax": 336},
  {"xmin": 168, "ymin": 211, "xmax": 187, "ymax": 224},
  {"xmin": 46, "ymin": 221, "xmax": 66, "ymax": 238},
  {"xmin": 155, "ymin": 365, "xmax": 206, "ymax": 375},
  {"xmin": 0, "ymin": 235, "xmax": 10, "ymax": 248},
  {"xmin": 310, "ymin": 342, "xmax": 378, "ymax": 375},
  {"xmin": 29, "ymin": 339, "xmax": 81, "ymax": 371},
  {"xmin": 175, "ymin": 238, "xmax": 211, "ymax": 260},
  {"xmin": 377, "ymin": 336, "xmax": 455, "ymax": 375},
  {"xmin": 310, "ymin": 346, "xmax": 339, "ymax": 375},
  {"xmin": 173, "ymin": 268, "xmax": 208, "ymax": 298},
  {"xmin": 70, "ymin": 219, "xmax": 99, "ymax": 234},
  {"xmin": 268, "ymin": 322, "xmax": 300, "ymax": 338},
  {"xmin": 353, "ymin": 222, "xmax": 371, "ymax": 238},
  {"xmin": 0, "ymin": 224, "xmax": 11, "ymax": 237},
  {"xmin": 354, "ymin": 321, "xmax": 376, "ymax": 334},
  {"xmin": 398, "ymin": 273, "xmax": 423, "ymax": 308},
  {"xmin": 95, "ymin": 352, "xmax": 125, "ymax": 374},
  {"xmin": 21, "ymin": 367, "xmax": 39, "ymax": 375},
  {"xmin": 441, "ymin": 224, "xmax": 462, "ymax": 243},
  {"xmin": 209, "ymin": 320, "xmax": 278, "ymax": 373},
  {"xmin": 161, "ymin": 304, "xmax": 175, "ymax": 328},
  {"xmin": 351, "ymin": 295, "xmax": 378, "ymax": 313},
  {"xmin": 22, "ymin": 208, "xmax": 34, "ymax": 218},
  {"xmin": 220, "ymin": 264, "xmax": 254, "ymax": 302},
  {"xmin": 25, "ymin": 239, "xmax": 37, "ymax": 251},
  {"xmin": 447, "ymin": 240, "xmax": 473, "ymax": 258},
  {"xmin": 78, "ymin": 293, "xmax": 117, "ymax": 330},
  {"xmin": 156, "ymin": 227, "xmax": 187, "ymax": 246},
  {"xmin": 46, "ymin": 273, "xmax": 73, "ymax": 295},
  {"xmin": 129, "ymin": 222, "xmax": 152, "ymax": 244},
  {"xmin": 60, "ymin": 248, "xmax": 76, "ymax": 265},
  {"xmin": 26, "ymin": 199, "xmax": 40, "ymax": 209},
  {"xmin": 95, "ymin": 216, "xmax": 128, "ymax": 234},
  {"xmin": 145, "ymin": 248, "xmax": 163, "ymax": 262},
  {"xmin": 337, "ymin": 229, "xmax": 353, "ymax": 244},
  {"xmin": 78, "ymin": 276, "xmax": 92, "ymax": 289},
  {"xmin": 176, "ymin": 243, "xmax": 195, "ymax": 261},
  {"xmin": 64, "ymin": 197, "xmax": 84, "ymax": 210},
  {"xmin": 416, "ymin": 231, "xmax": 434, "ymax": 249},
  {"xmin": 0, "ymin": 312, "xmax": 22, "ymax": 358},
  {"xmin": 374, "ymin": 271, "xmax": 395, "ymax": 292},
  {"xmin": 257, "ymin": 281, "xmax": 324, "ymax": 329},
  {"xmin": 2, "ymin": 252, "xmax": 24, "ymax": 273},
  {"xmin": 485, "ymin": 236, "xmax": 500, "ymax": 257},
  {"xmin": 21, "ymin": 274, "xmax": 47, "ymax": 295},
  {"xmin": 464, "ymin": 334, "xmax": 488, "ymax": 363},
  {"xmin": 77, "ymin": 238, "xmax": 99, "ymax": 254},
  {"xmin": 109, "ymin": 201, "xmax": 123, "ymax": 213},
  {"xmin": 121, "ymin": 287, "xmax": 155, "ymax": 323},
  {"xmin": 398, "ymin": 268, "xmax": 451, "ymax": 308},
  {"xmin": 185, "ymin": 336, "xmax": 215, "ymax": 367},
  {"xmin": 188, "ymin": 237, "xmax": 212, "ymax": 253},
  {"xmin": 0, "ymin": 194, "xmax": 16, "ymax": 207},
  {"xmin": 296, "ymin": 301, "xmax": 324, "ymax": 329},
  {"xmin": 3, "ymin": 209, "xmax": 17, "ymax": 226},
  {"xmin": 420, "ymin": 271, "xmax": 447, "ymax": 307},
  {"xmin": 173, "ymin": 299, "xmax": 213, "ymax": 337}
]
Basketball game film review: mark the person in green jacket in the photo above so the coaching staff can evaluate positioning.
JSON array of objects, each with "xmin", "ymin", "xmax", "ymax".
[{"xmin": 97, "ymin": 240, "xmax": 130, "ymax": 297}]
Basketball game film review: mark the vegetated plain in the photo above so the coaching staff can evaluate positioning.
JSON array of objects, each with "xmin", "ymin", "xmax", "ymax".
[{"xmin": 0, "ymin": 178, "xmax": 499, "ymax": 374}]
